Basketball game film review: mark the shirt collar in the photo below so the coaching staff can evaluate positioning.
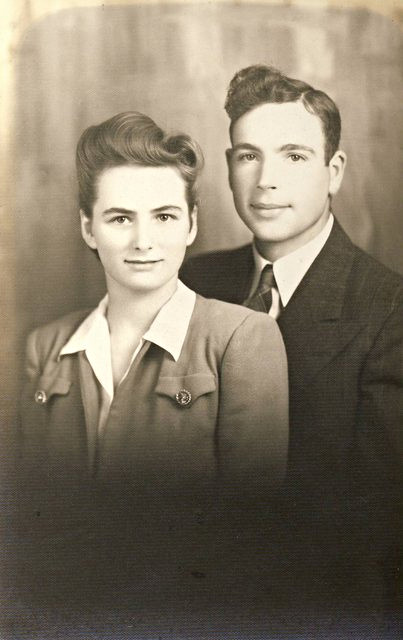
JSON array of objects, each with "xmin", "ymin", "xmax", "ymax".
[
  {"xmin": 59, "ymin": 295, "xmax": 110, "ymax": 358},
  {"xmin": 59, "ymin": 280, "xmax": 196, "ymax": 363},
  {"xmin": 142, "ymin": 280, "xmax": 196, "ymax": 361},
  {"xmin": 252, "ymin": 213, "xmax": 334, "ymax": 307}
]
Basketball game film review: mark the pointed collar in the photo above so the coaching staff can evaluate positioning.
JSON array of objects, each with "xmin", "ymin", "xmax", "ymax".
[
  {"xmin": 59, "ymin": 280, "xmax": 196, "ymax": 364},
  {"xmin": 142, "ymin": 280, "xmax": 196, "ymax": 361},
  {"xmin": 252, "ymin": 214, "xmax": 334, "ymax": 307}
]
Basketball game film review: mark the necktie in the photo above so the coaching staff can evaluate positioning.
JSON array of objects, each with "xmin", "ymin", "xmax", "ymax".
[{"xmin": 244, "ymin": 264, "xmax": 275, "ymax": 313}]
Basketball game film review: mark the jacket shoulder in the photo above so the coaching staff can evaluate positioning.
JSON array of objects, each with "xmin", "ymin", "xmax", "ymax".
[
  {"xmin": 180, "ymin": 244, "xmax": 253, "ymax": 301},
  {"xmin": 348, "ymin": 242, "xmax": 403, "ymax": 308},
  {"xmin": 192, "ymin": 294, "xmax": 280, "ymax": 339},
  {"xmin": 28, "ymin": 308, "xmax": 92, "ymax": 361},
  {"xmin": 183, "ymin": 244, "xmax": 252, "ymax": 268},
  {"xmin": 183, "ymin": 296, "xmax": 285, "ymax": 377},
  {"xmin": 313, "ymin": 220, "xmax": 403, "ymax": 316}
]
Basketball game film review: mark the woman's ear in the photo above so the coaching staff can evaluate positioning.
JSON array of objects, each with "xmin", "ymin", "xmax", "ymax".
[
  {"xmin": 80, "ymin": 209, "xmax": 97, "ymax": 249},
  {"xmin": 186, "ymin": 206, "xmax": 198, "ymax": 246}
]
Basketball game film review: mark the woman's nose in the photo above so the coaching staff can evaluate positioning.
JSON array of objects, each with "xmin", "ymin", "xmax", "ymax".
[{"xmin": 132, "ymin": 220, "xmax": 153, "ymax": 250}]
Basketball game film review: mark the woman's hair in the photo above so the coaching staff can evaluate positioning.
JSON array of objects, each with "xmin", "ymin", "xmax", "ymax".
[
  {"xmin": 225, "ymin": 65, "xmax": 341, "ymax": 165},
  {"xmin": 76, "ymin": 111, "xmax": 204, "ymax": 217}
]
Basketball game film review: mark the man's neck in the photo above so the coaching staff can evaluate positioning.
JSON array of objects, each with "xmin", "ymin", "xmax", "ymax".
[{"xmin": 256, "ymin": 209, "xmax": 331, "ymax": 263}]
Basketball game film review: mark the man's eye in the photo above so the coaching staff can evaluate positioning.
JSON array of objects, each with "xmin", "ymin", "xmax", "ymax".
[
  {"xmin": 157, "ymin": 213, "xmax": 173, "ymax": 222},
  {"xmin": 111, "ymin": 216, "xmax": 129, "ymax": 224},
  {"xmin": 239, "ymin": 153, "xmax": 257, "ymax": 161},
  {"xmin": 289, "ymin": 154, "xmax": 305, "ymax": 162}
]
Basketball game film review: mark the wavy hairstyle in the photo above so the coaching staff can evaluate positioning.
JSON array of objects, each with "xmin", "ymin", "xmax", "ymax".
[
  {"xmin": 76, "ymin": 111, "xmax": 204, "ymax": 217},
  {"xmin": 225, "ymin": 65, "xmax": 341, "ymax": 165}
]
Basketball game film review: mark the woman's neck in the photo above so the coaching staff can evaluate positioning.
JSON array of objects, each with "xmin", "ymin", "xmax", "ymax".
[
  {"xmin": 106, "ymin": 277, "xmax": 178, "ymax": 337},
  {"xmin": 105, "ymin": 277, "xmax": 178, "ymax": 388}
]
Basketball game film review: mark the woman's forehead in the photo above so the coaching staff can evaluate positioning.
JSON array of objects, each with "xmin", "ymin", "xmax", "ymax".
[{"xmin": 95, "ymin": 165, "xmax": 188, "ymax": 211}]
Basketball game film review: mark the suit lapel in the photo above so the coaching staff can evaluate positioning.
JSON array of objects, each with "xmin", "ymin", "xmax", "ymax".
[{"xmin": 278, "ymin": 221, "xmax": 363, "ymax": 385}]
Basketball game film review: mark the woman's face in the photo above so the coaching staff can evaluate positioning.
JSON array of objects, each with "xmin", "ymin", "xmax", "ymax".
[{"xmin": 81, "ymin": 165, "xmax": 197, "ymax": 297}]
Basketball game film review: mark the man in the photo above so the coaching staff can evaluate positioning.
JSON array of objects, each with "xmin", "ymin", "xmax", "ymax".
[{"xmin": 181, "ymin": 65, "xmax": 402, "ymax": 627}]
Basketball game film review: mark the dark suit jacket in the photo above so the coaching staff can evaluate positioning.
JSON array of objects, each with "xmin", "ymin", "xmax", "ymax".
[{"xmin": 181, "ymin": 220, "xmax": 403, "ymax": 570}]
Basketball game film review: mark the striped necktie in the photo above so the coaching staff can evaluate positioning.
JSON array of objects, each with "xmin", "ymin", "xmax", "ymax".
[{"xmin": 244, "ymin": 264, "xmax": 275, "ymax": 313}]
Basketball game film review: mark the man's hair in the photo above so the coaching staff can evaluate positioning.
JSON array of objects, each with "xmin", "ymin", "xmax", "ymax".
[
  {"xmin": 225, "ymin": 65, "xmax": 341, "ymax": 164},
  {"xmin": 76, "ymin": 111, "xmax": 204, "ymax": 217}
]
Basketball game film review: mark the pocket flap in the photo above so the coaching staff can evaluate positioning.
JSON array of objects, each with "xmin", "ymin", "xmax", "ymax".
[
  {"xmin": 155, "ymin": 373, "xmax": 216, "ymax": 405},
  {"xmin": 34, "ymin": 374, "xmax": 72, "ymax": 403}
]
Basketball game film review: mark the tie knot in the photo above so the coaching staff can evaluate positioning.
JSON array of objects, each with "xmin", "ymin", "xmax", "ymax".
[
  {"xmin": 258, "ymin": 264, "xmax": 275, "ymax": 293},
  {"xmin": 244, "ymin": 264, "xmax": 276, "ymax": 313}
]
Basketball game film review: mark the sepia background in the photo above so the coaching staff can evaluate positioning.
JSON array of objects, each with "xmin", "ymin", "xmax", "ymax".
[{"xmin": 1, "ymin": 0, "xmax": 402, "ymax": 428}]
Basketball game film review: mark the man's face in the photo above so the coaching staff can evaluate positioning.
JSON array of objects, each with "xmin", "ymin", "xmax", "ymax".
[
  {"xmin": 80, "ymin": 165, "xmax": 197, "ymax": 298},
  {"xmin": 227, "ymin": 101, "xmax": 345, "ymax": 260}
]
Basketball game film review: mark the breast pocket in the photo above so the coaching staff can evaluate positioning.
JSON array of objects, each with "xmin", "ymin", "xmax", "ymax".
[
  {"xmin": 29, "ymin": 374, "xmax": 72, "ymax": 406},
  {"xmin": 20, "ymin": 373, "xmax": 88, "ymax": 478},
  {"xmin": 155, "ymin": 372, "xmax": 217, "ymax": 408},
  {"xmin": 152, "ymin": 373, "xmax": 218, "ymax": 481}
]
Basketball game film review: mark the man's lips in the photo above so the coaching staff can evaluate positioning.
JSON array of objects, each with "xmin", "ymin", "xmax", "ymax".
[{"xmin": 250, "ymin": 203, "xmax": 289, "ymax": 210}]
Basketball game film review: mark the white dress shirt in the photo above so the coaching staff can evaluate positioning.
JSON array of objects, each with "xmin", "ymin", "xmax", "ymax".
[
  {"xmin": 59, "ymin": 280, "xmax": 196, "ymax": 436},
  {"xmin": 250, "ymin": 214, "xmax": 334, "ymax": 319}
]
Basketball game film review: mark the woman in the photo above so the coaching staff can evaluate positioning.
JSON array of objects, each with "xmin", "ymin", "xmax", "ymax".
[
  {"xmin": 15, "ymin": 112, "xmax": 289, "ymax": 628},
  {"xmin": 19, "ymin": 111, "xmax": 288, "ymax": 507}
]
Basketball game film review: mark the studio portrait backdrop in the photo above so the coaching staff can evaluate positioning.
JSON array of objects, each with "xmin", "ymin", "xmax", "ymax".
[
  {"xmin": 1, "ymin": 0, "xmax": 402, "ymax": 637},
  {"xmin": 10, "ymin": 1, "xmax": 403, "ymax": 336}
]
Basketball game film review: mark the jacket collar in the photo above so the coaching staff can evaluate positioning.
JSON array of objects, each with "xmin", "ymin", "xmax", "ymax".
[{"xmin": 280, "ymin": 218, "xmax": 356, "ymax": 323}]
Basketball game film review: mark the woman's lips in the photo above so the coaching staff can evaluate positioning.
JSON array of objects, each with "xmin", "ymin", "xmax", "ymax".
[{"xmin": 124, "ymin": 259, "xmax": 163, "ymax": 270}]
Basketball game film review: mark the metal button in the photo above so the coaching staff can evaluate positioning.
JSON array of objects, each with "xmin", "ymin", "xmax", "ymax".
[
  {"xmin": 175, "ymin": 389, "xmax": 192, "ymax": 406},
  {"xmin": 34, "ymin": 390, "xmax": 47, "ymax": 404}
]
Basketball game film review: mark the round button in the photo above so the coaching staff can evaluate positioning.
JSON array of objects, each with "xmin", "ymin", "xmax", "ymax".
[
  {"xmin": 34, "ymin": 390, "xmax": 47, "ymax": 404},
  {"xmin": 175, "ymin": 389, "xmax": 192, "ymax": 406}
]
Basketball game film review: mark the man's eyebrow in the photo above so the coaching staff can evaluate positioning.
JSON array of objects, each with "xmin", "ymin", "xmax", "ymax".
[
  {"xmin": 231, "ymin": 143, "xmax": 260, "ymax": 153},
  {"xmin": 103, "ymin": 207, "xmax": 134, "ymax": 215},
  {"xmin": 152, "ymin": 205, "xmax": 184, "ymax": 213},
  {"xmin": 279, "ymin": 143, "xmax": 315, "ymax": 154}
]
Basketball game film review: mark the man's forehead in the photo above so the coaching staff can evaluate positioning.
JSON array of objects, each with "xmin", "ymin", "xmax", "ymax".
[{"xmin": 231, "ymin": 101, "xmax": 325, "ymax": 148}]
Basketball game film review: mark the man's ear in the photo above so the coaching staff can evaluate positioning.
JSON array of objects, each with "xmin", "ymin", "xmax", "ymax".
[
  {"xmin": 80, "ymin": 209, "xmax": 97, "ymax": 250},
  {"xmin": 186, "ymin": 206, "xmax": 198, "ymax": 247},
  {"xmin": 225, "ymin": 148, "xmax": 234, "ymax": 191},
  {"xmin": 328, "ymin": 150, "xmax": 347, "ymax": 197}
]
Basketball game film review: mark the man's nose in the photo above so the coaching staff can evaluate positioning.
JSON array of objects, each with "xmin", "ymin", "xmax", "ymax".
[
  {"xmin": 132, "ymin": 219, "xmax": 153, "ymax": 250},
  {"xmin": 257, "ymin": 158, "xmax": 277, "ymax": 190}
]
